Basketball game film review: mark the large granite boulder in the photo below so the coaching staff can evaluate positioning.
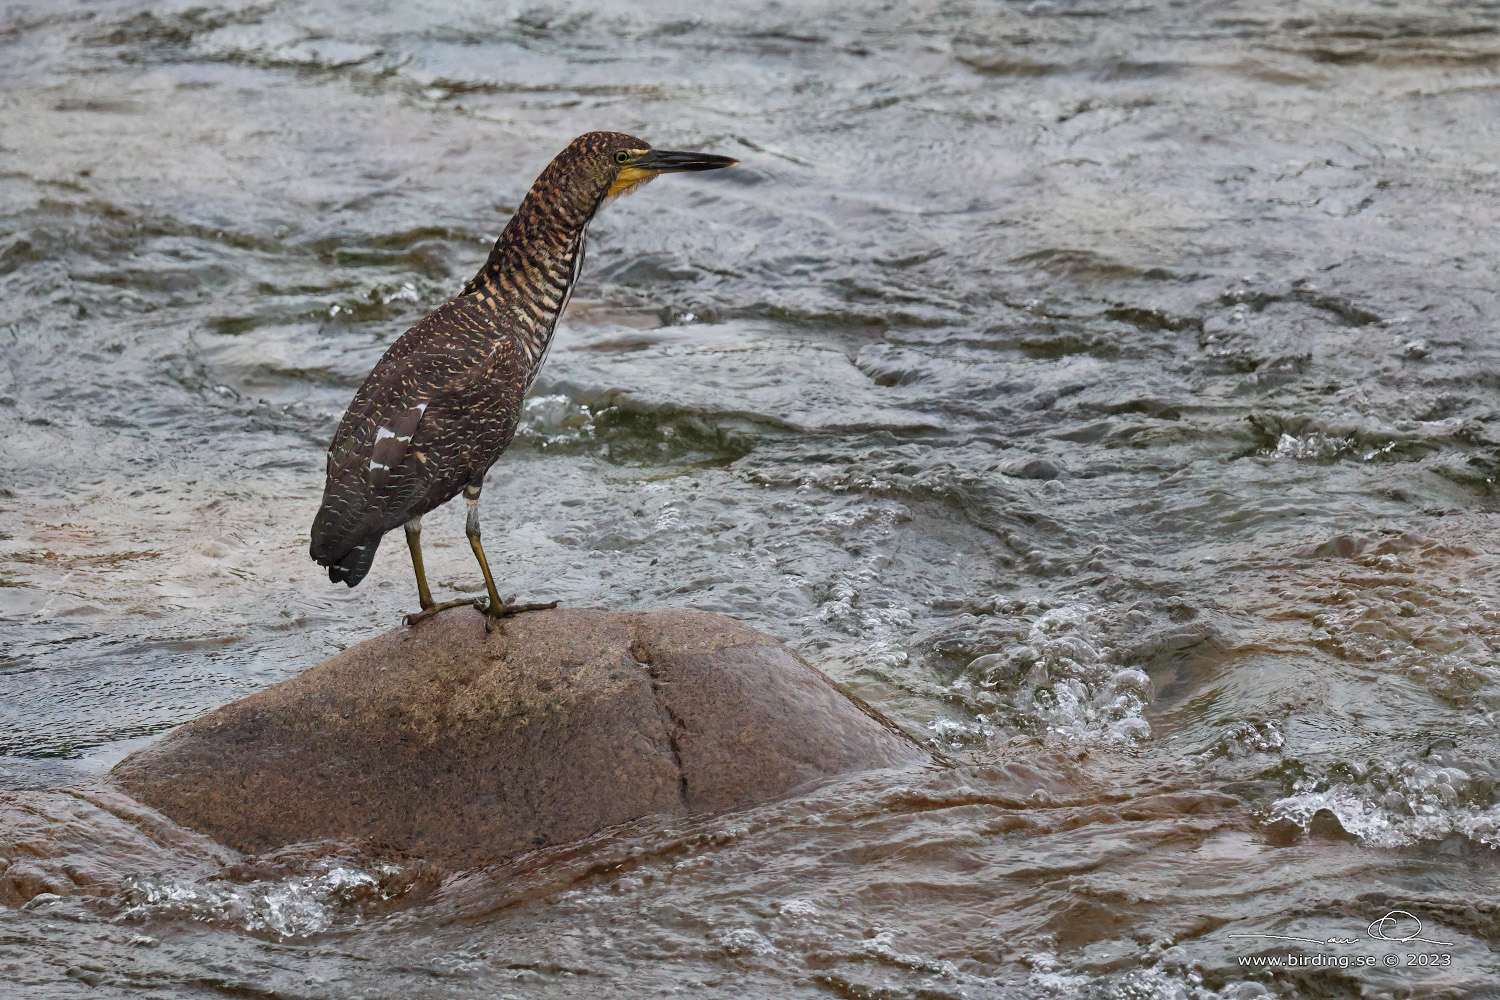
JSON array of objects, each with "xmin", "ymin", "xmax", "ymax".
[{"xmin": 110, "ymin": 607, "xmax": 925, "ymax": 867}]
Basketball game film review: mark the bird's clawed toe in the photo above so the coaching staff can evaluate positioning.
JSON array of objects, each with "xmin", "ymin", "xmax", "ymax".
[
  {"xmin": 404, "ymin": 597, "xmax": 484, "ymax": 626},
  {"xmin": 403, "ymin": 597, "xmax": 557, "ymax": 629},
  {"xmin": 478, "ymin": 598, "xmax": 557, "ymax": 634},
  {"xmin": 477, "ymin": 597, "xmax": 560, "ymax": 629},
  {"xmin": 503, "ymin": 600, "xmax": 561, "ymax": 615}
]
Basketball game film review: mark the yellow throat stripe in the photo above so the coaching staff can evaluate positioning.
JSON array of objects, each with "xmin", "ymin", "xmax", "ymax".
[{"xmin": 607, "ymin": 162, "xmax": 658, "ymax": 199}]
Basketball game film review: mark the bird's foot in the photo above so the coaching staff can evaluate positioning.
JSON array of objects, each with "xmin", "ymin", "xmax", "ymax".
[
  {"xmin": 479, "ymin": 597, "xmax": 560, "ymax": 633},
  {"xmin": 404, "ymin": 598, "xmax": 485, "ymax": 626},
  {"xmin": 404, "ymin": 597, "xmax": 559, "ymax": 629}
]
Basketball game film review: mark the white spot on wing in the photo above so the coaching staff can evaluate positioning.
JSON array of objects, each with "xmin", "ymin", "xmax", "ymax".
[{"xmin": 375, "ymin": 427, "xmax": 396, "ymax": 441}]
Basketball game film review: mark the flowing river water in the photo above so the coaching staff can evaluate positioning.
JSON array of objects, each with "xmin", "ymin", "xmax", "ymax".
[{"xmin": 3, "ymin": 1, "xmax": 1500, "ymax": 997}]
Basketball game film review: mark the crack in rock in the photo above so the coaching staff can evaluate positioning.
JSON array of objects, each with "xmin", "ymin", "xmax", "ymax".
[{"xmin": 626, "ymin": 636, "xmax": 690, "ymax": 811}]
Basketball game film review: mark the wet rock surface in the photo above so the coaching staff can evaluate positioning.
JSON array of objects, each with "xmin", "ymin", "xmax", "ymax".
[
  {"xmin": 109, "ymin": 608, "xmax": 925, "ymax": 866},
  {"xmin": 0, "ymin": 787, "xmax": 233, "ymax": 907}
]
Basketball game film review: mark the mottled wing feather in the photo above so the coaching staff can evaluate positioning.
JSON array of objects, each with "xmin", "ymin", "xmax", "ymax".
[
  {"xmin": 318, "ymin": 298, "xmax": 528, "ymax": 542},
  {"xmin": 366, "ymin": 402, "xmax": 428, "ymax": 488}
]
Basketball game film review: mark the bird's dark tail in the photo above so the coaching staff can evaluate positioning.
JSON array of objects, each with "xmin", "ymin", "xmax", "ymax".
[
  {"xmin": 310, "ymin": 498, "xmax": 382, "ymax": 589},
  {"xmin": 318, "ymin": 536, "xmax": 380, "ymax": 588}
]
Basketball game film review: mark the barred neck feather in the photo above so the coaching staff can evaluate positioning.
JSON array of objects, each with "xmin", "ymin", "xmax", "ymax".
[{"xmin": 461, "ymin": 158, "xmax": 603, "ymax": 381}]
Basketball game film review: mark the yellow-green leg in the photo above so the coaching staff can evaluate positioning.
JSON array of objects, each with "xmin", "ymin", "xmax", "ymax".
[
  {"xmin": 404, "ymin": 517, "xmax": 435, "ymax": 610},
  {"xmin": 402, "ymin": 503, "xmax": 492, "ymax": 626},
  {"xmin": 463, "ymin": 484, "xmax": 558, "ymax": 626},
  {"xmin": 465, "ymin": 485, "xmax": 507, "ymax": 618},
  {"xmin": 404, "ymin": 484, "xmax": 557, "ymax": 628}
]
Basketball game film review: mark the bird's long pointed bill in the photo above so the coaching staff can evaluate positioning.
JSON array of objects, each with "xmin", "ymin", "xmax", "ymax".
[
  {"xmin": 634, "ymin": 149, "xmax": 739, "ymax": 173},
  {"xmin": 608, "ymin": 148, "xmax": 738, "ymax": 199}
]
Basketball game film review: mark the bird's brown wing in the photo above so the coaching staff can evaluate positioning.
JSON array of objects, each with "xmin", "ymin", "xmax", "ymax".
[{"xmin": 322, "ymin": 300, "xmax": 526, "ymax": 530}]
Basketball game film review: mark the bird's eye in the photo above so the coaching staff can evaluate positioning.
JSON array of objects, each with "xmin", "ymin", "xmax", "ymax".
[{"xmin": 614, "ymin": 151, "xmax": 630, "ymax": 164}]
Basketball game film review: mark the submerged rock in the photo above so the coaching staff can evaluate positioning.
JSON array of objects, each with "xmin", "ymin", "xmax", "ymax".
[
  {"xmin": 110, "ymin": 608, "xmax": 925, "ymax": 867},
  {"xmin": 0, "ymin": 786, "xmax": 233, "ymax": 906}
]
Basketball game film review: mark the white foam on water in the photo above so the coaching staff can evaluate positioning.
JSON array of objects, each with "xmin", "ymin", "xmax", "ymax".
[
  {"xmin": 776, "ymin": 897, "xmax": 819, "ymax": 919},
  {"xmin": 1022, "ymin": 950, "xmax": 1240, "ymax": 999},
  {"xmin": 968, "ymin": 605, "xmax": 1154, "ymax": 747},
  {"xmin": 117, "ymin": 863, "xmax": 397, "ymax": 939},
  {"xmin": 1196, "ymin": 720, "xmax": 1285, "ymax": 761},
  {"xmin": 515, "ymin": 393, "xmax": 595, "ymax": 444},
  {"xmin": 1269, "ymin": 757, "xmax": 1500, "ymax": 848},
  {"xmin": 710, "ymin": 926, "xmax": 778, "ymax": 957},
  {"xmin": 380, "ymin": 281, "xmax": 420, "ymax": 304},
  {"xmin": 807, "ymin": 501, "xmax": 920, "ymax": 675},
  {"xmin": 928, "ymin": 715, "xmax": 998, "ymax": 749},
  {"xmin": 859, "ymin": 928, "xmax": 962, "ymax": 977},
  {"xmin": 1270, "ymin": 431, "xmax": 1351, "ymax": 461}
]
